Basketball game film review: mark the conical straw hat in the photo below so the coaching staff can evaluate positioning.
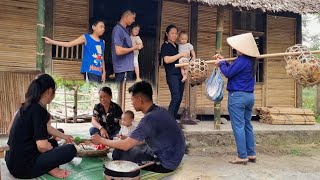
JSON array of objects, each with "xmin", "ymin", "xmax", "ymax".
[{"xmin": 227, "ymin": 33, "xmax": 260, "ymax": 57}]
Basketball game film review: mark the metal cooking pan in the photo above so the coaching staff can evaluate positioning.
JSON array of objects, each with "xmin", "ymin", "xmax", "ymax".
[{"xmin": 103, "ymin": 160, "xmax": 155, "ymax": 178}]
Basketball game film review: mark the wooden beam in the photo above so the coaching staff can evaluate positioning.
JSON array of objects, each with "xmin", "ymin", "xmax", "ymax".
[
  {"xmin": 36, "ymin": 0, "xmax": 45, "ymax": 72},
  {"xmin": 189, "ymin": 1, "xmax": 198, "ymax": 119},
  {"xmin": 155, "ymin": 0, "xmax": 163, "ymax": 92},
  {"xmin": 295, "ymin": 15, "xmax": 303, "ymax": 108}
]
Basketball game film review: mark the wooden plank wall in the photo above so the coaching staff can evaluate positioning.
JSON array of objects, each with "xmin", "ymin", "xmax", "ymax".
[
  {"xmin": 52, "ymin": 60, "xmax": 83, "ymax": 80},
  {"xmin": 157, "ymin": 3, "xmax": 264, "ymax": 114},
  {"xmin": 52, "ymin": 0, "xmax": 89, "ymax": 80},
  {"xmin": 123, "ymin": 82, "xmax": 158, "ymax": 122},
  {"xmin": 53, "ymin": 0, "xmax": 89, "ymax": 41},
  {"xmin": 0, "ymin": 0, "xmax": 37, "ymax": 71},
  {"xmin": 0, "ymin": 71, "xmax": 40, "ymax": 134},
  {"xmin": 157, "ymin": 0, "xmax": 190, "ymax": 108},
  {"xmin": 266, "ymin": 15, "xmax": 296, "ymax": 107}
]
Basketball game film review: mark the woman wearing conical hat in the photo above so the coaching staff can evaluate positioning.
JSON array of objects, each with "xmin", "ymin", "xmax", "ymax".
[{"xmin": 213, "ymin": 33, "xmax": 258, "ymax": 165}]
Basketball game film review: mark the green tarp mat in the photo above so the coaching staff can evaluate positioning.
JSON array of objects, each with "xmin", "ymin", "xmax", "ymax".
[
  {"xmin": 1, "ymin": 134, "xmax": 176, "ymax": 179},
  {"xmin": 35, "ymin": 157, "xmax": 175, "ymax": 180}
]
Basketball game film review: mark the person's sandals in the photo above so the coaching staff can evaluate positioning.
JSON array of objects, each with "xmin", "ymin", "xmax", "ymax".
[
  {"xmin": 228, "ymin": 157, "xmax": 248, "ymax": 165},
  {"xmin": 248, "ymin": 156, "xmax": 256, "ymax": 163}
]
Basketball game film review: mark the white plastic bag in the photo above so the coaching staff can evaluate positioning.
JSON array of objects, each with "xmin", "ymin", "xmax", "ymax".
[{"xmin": 206, "ymin": 69, "xmax": 224, "ymax": 103}]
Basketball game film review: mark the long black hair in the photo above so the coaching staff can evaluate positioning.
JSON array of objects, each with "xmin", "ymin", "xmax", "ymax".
[
  {"xmin": 164, "ymin": 24, "xmax": 178, "ymax": 42},
  {"xmin": 20, "ymin": 73, "xmax": 56, "ymax": 114}
]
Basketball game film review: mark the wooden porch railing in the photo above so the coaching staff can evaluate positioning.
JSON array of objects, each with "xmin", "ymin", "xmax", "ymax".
[{"xmin": 52, "ymin": 44, "xmax": 83, "ymax": 61}]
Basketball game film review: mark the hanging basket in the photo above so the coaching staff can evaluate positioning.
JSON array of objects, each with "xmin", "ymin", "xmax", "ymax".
[
  {"xmin": 285, "ymin": 44, "xmax": 320, "ymax": 87},
  {"xmin": 187, "ymin": 58, "xmax": 209, "ymax": 86}
]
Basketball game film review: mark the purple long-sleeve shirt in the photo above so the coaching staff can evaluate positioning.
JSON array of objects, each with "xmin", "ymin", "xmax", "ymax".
[{"xmin": 218, "ymin": 55, "xmax": 255, "ymax": 92}]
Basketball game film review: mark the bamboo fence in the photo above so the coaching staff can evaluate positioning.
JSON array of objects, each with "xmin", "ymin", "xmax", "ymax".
[{"xmin": 0, "ymin": 71, "xmax": 40, "ymax": 134}]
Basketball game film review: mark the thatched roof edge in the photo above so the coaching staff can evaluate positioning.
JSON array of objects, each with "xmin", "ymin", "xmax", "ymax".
[{"xmin": 189, "ymin": 0, "xmax": 320, "ymax": 14}]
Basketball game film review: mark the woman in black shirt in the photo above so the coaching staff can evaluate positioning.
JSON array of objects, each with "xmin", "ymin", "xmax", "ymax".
[
  {"xmin": 160, "ymin": 24, "xmax": 189, "ymax": 119},
  {"xmin": 89, "ymin": 86, "xmax": 123, "ymax": 139},
  {"xmin": 5, "ymin": 74, "xmax": 76, "ymax": 179}
]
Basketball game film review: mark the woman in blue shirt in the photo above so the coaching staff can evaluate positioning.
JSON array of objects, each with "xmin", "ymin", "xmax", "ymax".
[{"xmin": 214, "ymin": 33, "xmax": 259, "ymax": 165}]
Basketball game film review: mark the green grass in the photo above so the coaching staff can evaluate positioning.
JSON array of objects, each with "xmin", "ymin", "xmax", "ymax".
[
  {"xmin": 290, "ymin": 148, "xmax": 302, "ymax": 156},
  {"xmin": 316, "ymin": 116, "xmax": 320, "ymax": 123},
  {"xmin": 302, "ymin": 87, "xmax": 320, "ymax": 123}
]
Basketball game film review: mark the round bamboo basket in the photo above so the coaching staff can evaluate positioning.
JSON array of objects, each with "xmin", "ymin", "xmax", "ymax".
[{"xmin": 75, "ymin": 139, "xmax": 109, "ymax": 157}]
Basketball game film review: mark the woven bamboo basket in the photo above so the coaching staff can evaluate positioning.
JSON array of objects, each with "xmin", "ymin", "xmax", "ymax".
[{"xmin": 75, "ymin": 139, "xmax": 109, "ymax": 157}]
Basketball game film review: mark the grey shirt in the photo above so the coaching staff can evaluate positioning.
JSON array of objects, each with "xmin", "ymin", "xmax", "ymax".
[
  {"xmin": 178, "ymin": 43, "xmax": 193, "ymax": 53},
  {"xmin": 111, "ymin": 23, "xmax": 134, "ymax": 73}
]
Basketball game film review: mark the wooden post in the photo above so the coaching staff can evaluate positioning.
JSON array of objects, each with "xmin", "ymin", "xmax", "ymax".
[
  {"xmin": 295, "ymin": 15, "xmax": 303, "ymax": 108},
  {"xmin": 90, "ymin": 86, "xmax": 95, "ymax": 109},
  {"xmin": 121, "ymin": 82, "xmax": 126, "ymax": 110},
  {"xmin": 179, "ymin": 2, "xmax": 198, "ymax": 124},
  {"xmin": 214, "ymin": 6, "xmax": 225, "ymax": 130},
  {"xmin": 64, "ymin": 85, "xmax": 68, "ymax": 123},
  {"xmin": 73, "ymin": 84, "xmax": 79, "ymax": 123},
  {"xmin": 189, "ymin": 2, "xmax": 198, "ymax": 121},
  {"xmin": 36, "ymin": 0, "xmax": 45, "ymax": 72}
]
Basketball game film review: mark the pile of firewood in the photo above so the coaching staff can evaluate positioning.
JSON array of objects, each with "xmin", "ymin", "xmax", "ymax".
[{"xmin": 256, "ymin": 107, "xmax": 316, "ymax": 125}]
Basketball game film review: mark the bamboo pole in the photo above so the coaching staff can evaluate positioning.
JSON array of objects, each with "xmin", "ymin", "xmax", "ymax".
[
  {"xmin": 213, "ymin": 6, "xmax": 224, "ymax": 130},
  {"xmin": 36, "ymin": 0, "xmax": 45, "ymax": 72},
  {"xmin": 175, "ymin": 49, "xmax": 320, "ymax": 68}
]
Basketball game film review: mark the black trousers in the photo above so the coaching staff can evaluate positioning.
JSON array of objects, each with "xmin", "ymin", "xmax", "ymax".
[
  {"xmin": 166, "ymin": 73, "xmax": 185, "ymax": 119},
  {"xmin": 115, "ymin": 71, "xmax": 134, "ymax": 83},
  {"xmin": 6, "ymin": 144, "xmax": 77, "ymax": 179},
  {"xmin": 83, "ymin": 72, "xmax": 102, "ymax": 84},
  {"xmin": 112, "ymin": 144, "xmax": 173, "ymax": 173}
]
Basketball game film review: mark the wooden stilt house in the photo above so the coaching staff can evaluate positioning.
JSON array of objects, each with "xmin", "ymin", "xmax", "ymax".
[{"xmin": 1, "ymin": 0, "xmax": 319, "ymax": 133}]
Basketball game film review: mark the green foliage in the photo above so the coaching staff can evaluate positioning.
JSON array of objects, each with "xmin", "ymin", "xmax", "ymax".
[
  {"xmin": 302, "ymin": 87, "xmax": 320, "ymax": 123},
  {"xmin": 316, "ymin": 115, "xmax": 320, "ymax": 123},
  {"xmin": 53, "ymin": 76, "xmax": 86, "ymax": 90},
  {"xmin": 302, "ymin": 87, "xmax": 315, "ymax": 110},
  {"xmin": 74, "ymin": 136, "xmax": 82, "ymax": 145},
  {"xmin": 302, "ymin": 14, "xmax": 320, "ymax": 49}
]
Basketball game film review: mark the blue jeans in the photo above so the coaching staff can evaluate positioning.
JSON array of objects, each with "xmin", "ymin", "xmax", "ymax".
[
  {"xmin": 228, "ymin": 91, "xmax": 256, "ymax": 159},
  {"xmin": 89, "ymin": 127, "xmax": 119, "ymax": 139},
  {"xmin": 115, "ymin": 71, "xmax": 134, "ymax": 83},
  {"xmin": 166, "ymin": 73, "xmax": 185, "ymax": 119}
]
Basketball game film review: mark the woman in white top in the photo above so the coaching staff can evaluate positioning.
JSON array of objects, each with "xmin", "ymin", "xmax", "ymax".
[{"xmin": 130, "ymin": 23, "xmax": 144, "ymax": 82}]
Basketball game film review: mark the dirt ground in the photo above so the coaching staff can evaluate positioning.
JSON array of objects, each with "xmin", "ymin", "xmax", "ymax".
[{"xmin": 165, "ymin": 144, "xmax": 320, "ymax": 180}]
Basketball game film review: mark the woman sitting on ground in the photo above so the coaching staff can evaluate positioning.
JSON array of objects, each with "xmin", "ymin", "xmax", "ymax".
[
  {"xmin": 5, "ymin": 73, "xmax": 77, "ymax": 179},
  {"xmin": 89, "ymin": 86, "xmax": 123, "ymax": 139}
]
